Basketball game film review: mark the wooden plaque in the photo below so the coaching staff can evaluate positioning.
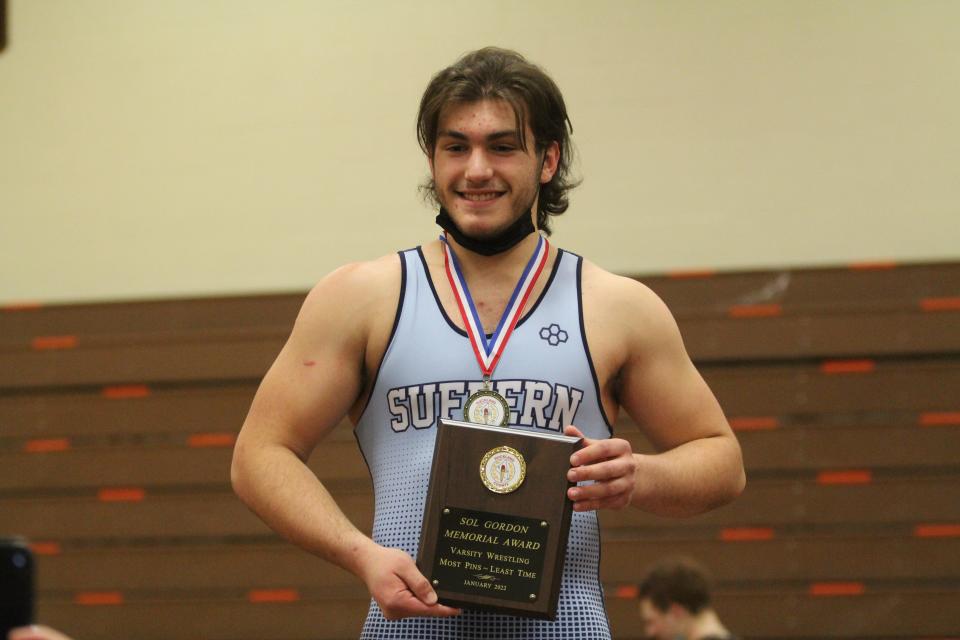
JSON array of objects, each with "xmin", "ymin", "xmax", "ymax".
[{"xmin": 416, "ymin": 419, "xmax": 581, "ymax": 620}]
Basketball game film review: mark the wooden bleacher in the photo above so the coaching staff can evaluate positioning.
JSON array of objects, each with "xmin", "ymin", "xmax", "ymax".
[{"xmin": 1, "ymin": 262, "xmax": 958, "ymax": 639}]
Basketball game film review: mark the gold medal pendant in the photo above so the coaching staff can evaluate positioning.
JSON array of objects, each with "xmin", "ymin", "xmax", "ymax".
[{"xmin": 463, "ymin": 386, "xmax": 511, "ymax": 427}]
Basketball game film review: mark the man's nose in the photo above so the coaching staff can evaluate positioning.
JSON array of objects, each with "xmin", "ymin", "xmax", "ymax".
[{"xmin": 465, "ymin": 150, "xmax": 494, "ymax": 182}]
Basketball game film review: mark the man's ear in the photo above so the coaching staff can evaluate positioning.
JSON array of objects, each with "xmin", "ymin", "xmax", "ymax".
[{"xmin": 540, "ymin": 141, "xmax": 560, "ymax": 184}]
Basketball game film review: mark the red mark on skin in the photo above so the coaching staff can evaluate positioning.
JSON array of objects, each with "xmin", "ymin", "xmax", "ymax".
[{"xmin": 303, "ymin": 360, "xmax": 316, "ymax": 367}]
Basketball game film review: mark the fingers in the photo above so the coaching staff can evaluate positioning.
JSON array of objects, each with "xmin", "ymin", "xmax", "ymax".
[
  {"xmin": 569, "ymin": 437, "xmax": 631, "ymax": 468},
  {"xmin": 395, "ymin": 556, "xmax": 438, "ymax": 606},
  {"xmin": 568, "ymin": 475, "xmax": 634, "ymax": 505},
  {"xmin": 567, "ymin": 456, "xmax": 635, "ymax": 483},
  {"xmin": 372, "ymin": 549, "xmax": 462, "ymax": 620},
  {"xmin": 380, "ymin": 591, "xmax": 462, "ymax": 620},
  {"xmin": 429, "ymin": 603, "xmax": 463, "ymax": 617},
  {"xmin": 562, "ymin": 424, "xmax": 586, "ymax": 441},
  {"xmin": 563, "ymin": 428, "xmax": 636, "ymax": 512}
]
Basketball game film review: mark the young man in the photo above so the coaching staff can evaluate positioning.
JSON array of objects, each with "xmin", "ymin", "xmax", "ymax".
[
  {"xmin": 639, "ymin": 558, "xmax": 737, "ymax": 640},
  {"xmin": 231, "ymin": 48, "xmax": 745, "ymax": 639}
]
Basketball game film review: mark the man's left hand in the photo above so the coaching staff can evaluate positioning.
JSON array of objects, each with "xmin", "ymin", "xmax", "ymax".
[{"xmin": 563, "ymin": 425, "xmax": 637, "ymax": 511}]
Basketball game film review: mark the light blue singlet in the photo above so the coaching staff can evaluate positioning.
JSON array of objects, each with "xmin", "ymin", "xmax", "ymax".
[{"xmin": 354, "ymin": 246, "xmax": 614, "ymax": 639}]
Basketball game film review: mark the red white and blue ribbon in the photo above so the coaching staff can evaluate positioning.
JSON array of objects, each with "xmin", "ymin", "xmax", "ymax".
[{"xmin": 441, "ymin": 233, "xmax": 550, "ymax": 378}]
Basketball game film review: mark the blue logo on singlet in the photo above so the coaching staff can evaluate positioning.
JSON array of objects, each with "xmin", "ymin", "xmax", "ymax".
[{"xmin": 539, "ymin": 323, "xmax": 568, "ymax": 346}]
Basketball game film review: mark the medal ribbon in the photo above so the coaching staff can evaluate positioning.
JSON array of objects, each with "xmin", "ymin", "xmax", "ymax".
[{"xmin": 441, "ymin": 232, "xmax": 550, "ymax": 378}]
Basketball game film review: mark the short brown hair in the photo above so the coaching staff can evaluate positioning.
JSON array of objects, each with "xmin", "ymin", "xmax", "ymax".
[
  {"xmin": 416, "ymin": 47, "xmax": 578, "ymax": 235},
  {"xmin": 639, "ymin": 557, "xmax": 714, "ymax": 614}
]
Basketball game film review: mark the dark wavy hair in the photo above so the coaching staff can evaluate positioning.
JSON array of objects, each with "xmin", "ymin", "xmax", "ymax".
[
  {"xmin": 639, "ymin": 557, "xmax": 714, "ymax": 615},
  {"xmin": 416, "ymin": 47, "xmax": 579, "ymax": 235}
]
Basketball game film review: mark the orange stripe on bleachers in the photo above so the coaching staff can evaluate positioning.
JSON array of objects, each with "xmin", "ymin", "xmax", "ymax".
[
  {"xmin": 914, "ymin": 524, "xmax": 960, "ymax": 538},
  {"xmin": 2, "ymin": 301, "xmax": 43, "ymax": 312},
  {"xmin": 75, "ymin": 591, "xmax": 124, "ymax": 606},
  {"xmin": 31, "ymin": 335, "xmax": 78, "ymax": 350},
  {"xmin": 24, "ymin": 438, "xmax": 71, "ymax": 453},
  {"xmin": 248, "ymin": 589, "xmax": 300, "ymax": 603},
  {"xmin": 613, "ymin": 584, "xmax": 638, "ymax": 599},
  {"xmin": 847, "ymin": 261, "xmax": 898, "ymax": 271},
  {"xmin": 820, "ymin": 359, "xmax": 876, "ymax": 374},
  {"xmin": 98, "ymin": 487, "xmax": 146, "ymax": 503},
  {"xmin": 30, "ymin": 541, "xmax": 62, "ymax": 556},
  {"xmin": 101, "ymin": 385, "xmax": 151, "ymax": 399},
  {"xmin": 728, "ymin": 304, "xmax": 783, "ymax": 318},
  {"xmin": 187, "ymin": 433, "xmax": 237, "ymax": 448},
  {"xmin": 919, "ymin": 412, "xmax": 960, "ymax": 426},
  {"xmin": 817, "ymin": 470, "xmax": 873, "ymax": 485},
  {"xmin": 729, "ymin": 416, "xmax": 779, "ymax": 431},
  {"xmin": 809, "ymin": 582, "xmax": 865, "ymax": 596},
  {"xmin": 921, "ymin": 297, "xmax": 960, "ymax": 312},
  {"xmin": 720, "ymin": 527, "xmax": 775, "ymax": 542},
  {"xmin": 665, "ymin": 269, "xmax": 716, "ymax": 279}
]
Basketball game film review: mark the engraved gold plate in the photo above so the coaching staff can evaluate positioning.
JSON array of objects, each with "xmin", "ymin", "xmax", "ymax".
[
  {"xmin": 480, "ymin": 446, "xmax": 526, "ymax": 494},
  {"xmin": 464, "ymin": 389, "xmax": 510, "ymax": 426}
]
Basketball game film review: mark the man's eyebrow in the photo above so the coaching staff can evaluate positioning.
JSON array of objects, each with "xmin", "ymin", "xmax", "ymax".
[
  {"xmin": 437, "ymin": 129, "xmax": 521, "ymax": 142},
  {"xmin": 486, "ymin": 130, "xmax": 521, "ymax": 141},
  {"xmin": 437, "ymin": 129, "xmax": 468, "ymax": 141}
]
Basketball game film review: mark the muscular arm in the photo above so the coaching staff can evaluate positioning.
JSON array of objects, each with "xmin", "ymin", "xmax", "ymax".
[
  {"xmin": 231, "ymin": 257, "xmax": 458, "ymax": 618},
  {"xmin": 231, "ymin": 262, "xmax": 369, "ymax": 567},
  {"xmin": 617, "ymin": 280, "xmax": 745, "ymax": 516},
  {"xmin": 568, "ymin": 265, "xmax": 745, "ymax": 517}
]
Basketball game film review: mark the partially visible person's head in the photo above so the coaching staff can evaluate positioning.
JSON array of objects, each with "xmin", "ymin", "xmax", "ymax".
[
  {"xmin": 639, "ymin": 557, "xmax": 714, "ymax": 639},
  {"xmin": 416, "ymin": 47, "xmax": 577, "ymax": 236}
]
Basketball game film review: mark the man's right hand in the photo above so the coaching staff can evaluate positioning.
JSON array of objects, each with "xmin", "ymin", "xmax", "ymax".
[{"xmin": 358, "ymin": 545, "xmax": 462, "ymax": 620}]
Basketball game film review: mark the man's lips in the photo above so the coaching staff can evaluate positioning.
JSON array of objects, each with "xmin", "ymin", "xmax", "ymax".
[{"xmin": 456, "ymin": 190, "xmax": 506, "ymax": 202}]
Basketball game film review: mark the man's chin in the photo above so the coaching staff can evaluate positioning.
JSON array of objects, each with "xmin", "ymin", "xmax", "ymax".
[{"xmin": 440, "ymin": 211, "xmax": 492, "ymax": 237}]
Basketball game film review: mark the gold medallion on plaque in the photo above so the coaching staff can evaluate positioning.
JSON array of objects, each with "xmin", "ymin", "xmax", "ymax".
[{"xmin": 480, "ymin": 446, "xmax": 526, "ymax": 494}]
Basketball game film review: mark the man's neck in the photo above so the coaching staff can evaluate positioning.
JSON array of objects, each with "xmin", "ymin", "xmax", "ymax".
[
  {"xmin": 689, "ymin": 609, "xmax": 731, "ymax": 640},
  {"xmin": 444, "ymin": 230, "xmax": 543, "ymax": 284}
]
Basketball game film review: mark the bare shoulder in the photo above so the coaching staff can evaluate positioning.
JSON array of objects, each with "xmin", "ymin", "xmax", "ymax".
[
  {"xmin": 290, "ymin": 254, "xmax": 401, "ymax": 364},
  {"xmin": 298, "ymin": 254, "xmax": 401, "ymax": 323},
  {"xmin": 579, "ymin": 258, "xmax": 678, "ymax": 346}
]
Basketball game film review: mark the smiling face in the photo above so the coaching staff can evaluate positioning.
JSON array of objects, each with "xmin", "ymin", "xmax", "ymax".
[{"xmin": 429, "ymin": 99, "xmax": 559, "ymax": 241}]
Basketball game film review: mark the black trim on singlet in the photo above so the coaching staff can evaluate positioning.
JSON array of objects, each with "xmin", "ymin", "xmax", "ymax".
[
  {"xmin": 416, "ymin": 243, "xmax": 566, "ymax": 339},
  {"xmin": 594, "ymin": 510, "xmax": 613, "ymax": 628},
  {"xmin": 575, "ymin": 254, "xmax": 615, "ymax": 435},
  {"xmin": 518, "ymin": 249, "xmax": 564, "ymax": 324},
  {"xmin": 417, "ymin": 246, "xmax": 463, "ymax": 336},
  {"xmin": 353, "ymin": 250, "xmax": 409, "ymax": 428}
]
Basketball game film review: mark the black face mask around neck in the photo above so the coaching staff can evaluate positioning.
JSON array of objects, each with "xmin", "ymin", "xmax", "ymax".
[{"xmin": 435, "ymin": 207, "xmax": 536, "ymax": 256}]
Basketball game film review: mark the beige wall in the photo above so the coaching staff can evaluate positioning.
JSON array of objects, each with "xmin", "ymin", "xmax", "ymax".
[{"xmin": 1, "ymin": 0, "xmax": 958, "ymax": 304}]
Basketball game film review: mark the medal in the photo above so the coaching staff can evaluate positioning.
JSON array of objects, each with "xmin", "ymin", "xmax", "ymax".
[
  {"xmin": 464, "ymin": 384, "xmax": 510, "ymax": 426},
  {"xmin": 441, "ymin": 233, "xmax": 550, "ymax": 427},
  {"xmin": 479, "ymin": 445, "xmax": 527, "ymax": 493}
]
